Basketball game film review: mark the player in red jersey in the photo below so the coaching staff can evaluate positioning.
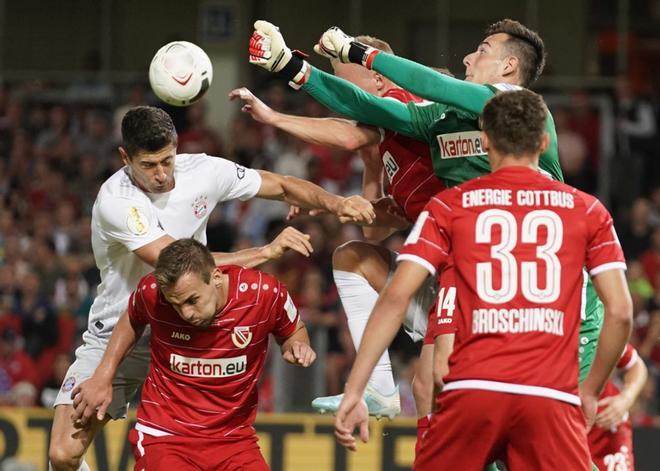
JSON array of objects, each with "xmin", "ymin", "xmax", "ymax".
[
  {"xmin": 588, "ymin": 343, "xmax": 647, "ymax": 471},
  {"xmin": 70, "ymin": 239, "xmax": 315, "ymax": 470},
  {"xmin": 334, "ymin": 89, "xmax": 633, "ymax": 470},
  {"xmin": 231, "ymin": 35, "xmax": 448, "ymax": 433}
]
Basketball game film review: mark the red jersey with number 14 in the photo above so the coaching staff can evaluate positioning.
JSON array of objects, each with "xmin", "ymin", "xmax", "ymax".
[
  {"xmin": 379, "ymin": 88, "xmax": 445, "ymax": 221},
  {"xmin": 398, "ymin": 166, "xmax": 626, "ymax": 405},
  {"xmin": 127, "ymin": 265, "xmax": 299, "ymax": 440}
]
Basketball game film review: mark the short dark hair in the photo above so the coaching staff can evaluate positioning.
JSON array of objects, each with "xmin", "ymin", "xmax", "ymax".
[
  {"xmin": 485, "ymin": 19, "xmax": 545, "ymax": 86},
  {"xmin": 121, "ymin": 106, "xmax": 177, "ymax": 158},
  {"xmin": 481, "ymin": 89, "xmax": 547, "ymax": 156},
  {"xmin": 355, "ymin": 35, "xmax": 394, "ymax": 54},
  {"xmin": 154, "ymin": 239, "xmax": 215, "ymax": 291}
]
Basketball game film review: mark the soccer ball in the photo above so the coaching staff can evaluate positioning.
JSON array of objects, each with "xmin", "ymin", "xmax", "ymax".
[{"xmin": 149, "ymin": 41, "xmax": 213, "ymax": 107}]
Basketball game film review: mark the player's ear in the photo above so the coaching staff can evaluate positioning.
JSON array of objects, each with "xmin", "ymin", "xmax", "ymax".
[
  {"xmin": 481, "ymin": 132, "xmax": 490, "ymax": 153},
  {"xmin": 539, "ymin": 132, "xmax": 550, "ymax": 154},
  {"xmin": 373, "ymin": 72, "xmax": 385, "ymax": 91},
  {"xmin": 118, "ymin": 146, "xmax": 130, "ymax": 166},
  {"xmin": 211, "ymin": 268, "xmax": 222, "ymax": 287},
  {"xmin": 501, "ymin": 55, "xmax": 518, "ymax": 79}
]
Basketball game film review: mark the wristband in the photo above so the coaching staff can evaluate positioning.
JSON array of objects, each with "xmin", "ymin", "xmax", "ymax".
[{"xmin": 347, "ymin": 42, "xmax": 379, "ymax": 69}]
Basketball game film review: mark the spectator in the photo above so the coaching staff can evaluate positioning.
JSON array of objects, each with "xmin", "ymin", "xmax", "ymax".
[
  {"xmin": 619, "ymin": 198, "xmax": 653, "ymax": 260},
  {"xmin": 0, "ymin": 328, "xmax": 37, "ymax": 405}
]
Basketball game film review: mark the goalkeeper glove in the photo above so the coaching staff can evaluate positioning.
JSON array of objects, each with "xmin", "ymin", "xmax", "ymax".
[
  {"xmin": 249, "ymin": 20, "xmax": 309, "ymax": 89},
  {"xmin": 313, "ymin": 26, "xmax": 380, "ymax": 69}
]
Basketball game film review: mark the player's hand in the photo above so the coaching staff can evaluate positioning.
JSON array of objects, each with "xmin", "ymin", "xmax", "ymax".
[
  {"xmin": 229, "ymin": 87, "xmax": 277, "ymax": 125},
  {"xmin": 70, "ymin": 376, "xmax": 113, "ymax": 427},
  {"xmin": 282, "ymin": 340, "xmax": 316, "ymax": 367},
  {"xmin": 372, "ymin": 196, "xmax": 409, "ymax": 229},
  {"xmin": 595, "ymin": 394, "xmax": 631, "ymax": 429},
  {"xmin": 287, "ymin": 205, "xmax": 328, "ymax": 221},
  {"xmin": 335, "ymin": 195, "xmax": 376, "ymax": 225},
  {"xmin": 335, "ymin": 391, "xmax": 369, "ymax": 451},
  {"xmin": 579, "ymin": 386, "xmax": 598, "ymax": 431},
  {"xmin": 249, "ymin": 20, "xmax": 308, "ymax": 88},
  {"xmin": 314, "ymin": 26, "xmax": 379, "ymax": 68},
  {"xmin": 262, "ymin": 226, "xmax": 313, "ymax": 260}
]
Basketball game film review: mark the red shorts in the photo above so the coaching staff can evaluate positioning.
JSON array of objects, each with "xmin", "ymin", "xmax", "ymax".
[
  {"xmin": 423, "ymin": 264, "xmax": 457, "ymax": 345},
  {"xmin": 588, "ymin": 420, "xmax": 634, "ymax": 471},
  {"xmin": 415, "ymin": 389, "xmax": 590, "ymax": 470},
  {"xmin": 129, "ymin": 429, "xmax": 269, "ymax": 471}
]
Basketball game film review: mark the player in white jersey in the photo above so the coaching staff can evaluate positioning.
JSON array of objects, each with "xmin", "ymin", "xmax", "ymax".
[{"xmin": 48, "ymin": 106, "xmax": 375, "ymax": 471}]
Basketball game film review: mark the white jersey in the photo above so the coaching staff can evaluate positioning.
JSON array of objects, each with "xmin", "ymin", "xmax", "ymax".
[{"xmin": 87, "ymin": 153, "xmax": 261, "ymax": 338}]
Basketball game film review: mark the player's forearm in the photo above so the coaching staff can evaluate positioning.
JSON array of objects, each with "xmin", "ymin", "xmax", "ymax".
[
  {"xmin": 279, "ymin": 321, "xmax": 311, "ymax": 352},
  {"xmin": 258, "ymin": 171, "xmax": 342, "ymax": 212},
  {"xmin": 344, "ymin": 287, "xmax": 411, "ymax": 397},
  {"xmin": 273, "ymin": 113, "xmax": 377, "ymax": 151},
  {"xmin": 371, "ymin": 53, "xmax": 493, "ymax": 114},
  {"xmin": 620, "ymin": 359, "xmax": 648, "ymax": 406},
  {"xmin": 583, "ymin": 305, "xmax": 633, "ymax": 396},
  {"xmin": 212, "ymin": 248, "xmax": 270, "ymax": 269},
  {"xmin": 303, "ymin": 67, "xmax": 419, "ymax": 139},
  {"xmin": 95, "ymin": 313, "xmax": 142, "ymax": 382}
]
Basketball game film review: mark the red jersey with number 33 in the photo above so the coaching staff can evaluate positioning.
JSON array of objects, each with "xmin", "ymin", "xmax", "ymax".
[
  {"xmin": 398, "ymin": 167, "xmax": 626, "ymax": 405},
  {"xmin": 379, "ymin": 88, "xmax": 445, "ymax": 221},
  {"xmin": 127, "ymin": 265, "xmax": 299, "ymax": 440}
]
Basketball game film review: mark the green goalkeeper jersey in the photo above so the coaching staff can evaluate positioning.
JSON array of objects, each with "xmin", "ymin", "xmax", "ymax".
[{"xmin": 302, "ymin": 63, "xmax": 603, "ymax": 381}]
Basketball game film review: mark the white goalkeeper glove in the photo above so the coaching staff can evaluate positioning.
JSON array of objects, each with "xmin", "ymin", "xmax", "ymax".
[
  {"xmin": 249, "ymin": 20, "xmax": 309, "ymax": 89},
  {"xmin": 313, "ymin": 26, "xmax": 380, "ymax": 69}
]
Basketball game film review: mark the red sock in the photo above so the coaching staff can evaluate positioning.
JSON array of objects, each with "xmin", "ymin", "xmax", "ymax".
[{"xmin": 415, "ymin": 415, "xmax": 431, "ymax": 458}]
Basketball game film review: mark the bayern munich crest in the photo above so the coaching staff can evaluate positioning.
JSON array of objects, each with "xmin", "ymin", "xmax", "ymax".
[
  {"xmin": 231, "ymin": 326, "xmax": 252, "ymax": 349},
  {"xmin": 192, "ymin": 195, "xmax": 208, "ymax": 219},
  {"xmin": 62, "ymin": 376, "xmax": 76, "ymax": 392}
]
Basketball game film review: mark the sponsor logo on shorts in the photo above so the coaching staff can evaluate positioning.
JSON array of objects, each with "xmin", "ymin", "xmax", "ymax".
[
  {"xmin": 170, "ymin": 353, "xmax": 247, "ymax": 378},
  {"xmin": 231, "ymin": 326, "xmax": 252, "ymax": 349},
  {"xmin": 436, "ymin": 130, "xmax": 485, "ymax": 159},
  {"xmin": 62, "ymin": 376, "xmax": 76, "ymax": 392}
]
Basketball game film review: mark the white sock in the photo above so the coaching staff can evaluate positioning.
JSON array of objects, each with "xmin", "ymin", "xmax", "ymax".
[{"xmin": 333, "ymin": 270, "xmax": 396, "ymax": 395}]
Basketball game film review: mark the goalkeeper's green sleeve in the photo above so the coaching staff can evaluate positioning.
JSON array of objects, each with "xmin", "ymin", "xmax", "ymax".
[
  {"xmin": 371, "ymin": 53, "xmax": 494, "ymax": 114},
  {"xmin": 302, "ymin": 67, "xmax": 424, "ymax": 140}
]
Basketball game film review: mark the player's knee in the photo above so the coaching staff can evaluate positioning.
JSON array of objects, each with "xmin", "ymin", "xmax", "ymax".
[
  {"xmin": 48, "ymin": 443, "xmax": 83, "ymax": 471},
  {"xmin": 332, "ymin": 241, "xmax": 364, "ymax": 272}
]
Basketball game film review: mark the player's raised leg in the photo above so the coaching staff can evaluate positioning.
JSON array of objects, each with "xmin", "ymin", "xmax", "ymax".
[{"xmin": 312, "ymin": 240, "xmax": 400, "ymax": 418}]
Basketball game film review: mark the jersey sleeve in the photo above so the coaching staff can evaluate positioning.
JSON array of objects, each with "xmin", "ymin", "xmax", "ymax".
[
  {"xmin": 617, "ymin": 343, "xmax": 638, "ymax": 370},
  {"xmin": 97, "ymin": 196, "xmax": 167, "ymax": 251},
  {"xmin": 396, "ymin": 197, "xmax": 452, "ymax": 276},
  {"xmin": 371, "ymin": 53, "xmax": 495, "ymax": 114},
  {"xmin": 127, "ymin": 283, "xmax": 150, "ymax": 330},
  {"xmin": 583, "ymin": 197, "xmax": 627, "ymax": 276},
  {"xmin": 271, "ymin": 282, "xmax": 300, "ymax": 338},
  {"xmin": 302, "ymin": 67, "xmax": 424, "ymax": 140},
  {"xmin": 428, "ymin": 263, "xmax": 459, "ymax": 338},
  {"xmin": 205, "ymin": 154, "xmax": 262, "ymax": 202}
]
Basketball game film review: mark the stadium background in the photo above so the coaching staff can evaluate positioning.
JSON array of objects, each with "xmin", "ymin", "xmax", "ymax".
[{"xmin": 0, "ymin": 0, "xmax": 658, "ymax": 469}]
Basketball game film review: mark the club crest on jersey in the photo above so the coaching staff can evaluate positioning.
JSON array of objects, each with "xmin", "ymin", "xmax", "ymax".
[
  {"xmin": 192, "ymin": 195, "xmax": 208, "ymax": 219},
  {"xmin": 126, "ymin": 207, "xmax": 148, "ymax": 235},
  {"xmin": 231, "ymin": 326, "xmax": 252, "ymax": 349},
  {"xmin": 436, "ymin": 130, "xmax": 485, "ymax": 159}
]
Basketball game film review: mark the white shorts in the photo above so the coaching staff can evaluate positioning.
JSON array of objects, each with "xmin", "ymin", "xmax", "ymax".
[
  {"xmin": 54, "ymin": 330, "xmax": 150, "ymax": 419},
  {"xmin": 389, "ymin": 253, "xmax": 437, "ymax": 343}
]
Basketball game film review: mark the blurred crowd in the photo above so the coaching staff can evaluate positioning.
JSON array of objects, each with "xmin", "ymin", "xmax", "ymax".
[{"xmin": 0, "ymin": 77, "xmax": 657, "ymax": 424}]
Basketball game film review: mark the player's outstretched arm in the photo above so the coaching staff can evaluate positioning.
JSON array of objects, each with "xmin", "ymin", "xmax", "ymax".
[
  {"xmin": 229, "ymin": 87, "xmax": 380, "ymax": 151},
  {"xmin": 316, "ymin": 26, "xmax": 493, "ymax": 114},
  {"xmin": 580, "ymin": 269, "xmax": 633, "ymax": 429},
  {"xmin": 248, "ymin": 20, "xmax": 422, "ymax": 140},
  {"xmin": 256, "ymin": 170, "xmax": 376, "ymax": 225},
  {"xmin": 70, "ymin": 311, "xmax": 144, "ymax": 425},
  {"xmin": 277, "ymin": 321, "xmax": 316, "ymax": 367},
  {"xmin": 335, "ymin": 261, "xmax": 429, "ymax": 450},
  {"xmin": 595, "ymin": 349, "xmax": 648, "ymax": 429}
]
